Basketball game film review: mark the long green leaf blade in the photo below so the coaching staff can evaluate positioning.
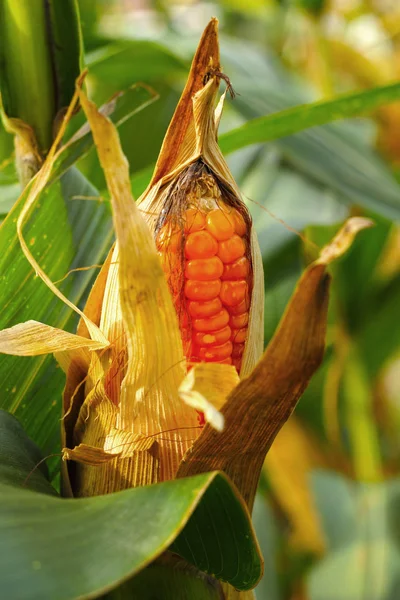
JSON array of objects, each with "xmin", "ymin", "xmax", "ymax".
[
  {"xmin": 0, "ymin": 410, "xmax": 262, "ymax": 598},
  {"xmin": 220, "ymin": 82, "xmax": 400, "ymax": 153}
]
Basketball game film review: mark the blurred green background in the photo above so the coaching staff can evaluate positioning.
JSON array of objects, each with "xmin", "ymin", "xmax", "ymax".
[{"xmin": 1, "ymin": 0, "xmax": 400, "ymax": 598}]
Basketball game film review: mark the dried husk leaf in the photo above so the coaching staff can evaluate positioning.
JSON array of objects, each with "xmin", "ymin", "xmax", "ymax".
[
  {"xmin": 0, "ymin": 96, "xmax": 44, "ymax": 183},
  {"xmin": 137, "ymin": 18, "xmax": 264, "ymax": 378},
  {"xmin": 61, "ymin": 247, "xmax": 114, "ymax": 496},
  {"xmin": 62, "ymin": 444, "xmax": 121, "ymax": 466},
  {"xmin": 179, "ymin": 363, "xmax": 240, "ymax": 431},
  {"xmin": 66, "ymin": 90, "xmax": 200, "ymax": 495},
  {"xmin": 67, "ymin": 369, "xmax": 159, "ymax": 496},
  {"xmin": 0, "ymin": 320, "xmax": 106, "ymax": 355},
  {"xmin": 177, "ymin": 218, "xmax": 374, "ymax": 510}
]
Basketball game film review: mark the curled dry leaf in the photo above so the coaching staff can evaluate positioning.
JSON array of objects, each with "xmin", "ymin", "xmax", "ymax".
[
  {"xmin": 179, "ymin": 363, "xmax": 240, "ymax": 432},
  {"xmin": 0, "ymin": 320, "xmax": 105, "ymax": 356}
]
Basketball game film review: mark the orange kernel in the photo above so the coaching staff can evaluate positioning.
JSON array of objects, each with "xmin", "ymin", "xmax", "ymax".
[
  {"xmin": 185, "ymin": 230, "xmax": 218, "ymax": 259},
  {"xmin": 198, "ymin": 341, "xmax": 233, "ymax": 361},
  {"xmin": 184, "ymin": 279, "xmax": 221, "ymax": 301},
  {"xmin": 230, "ymin": 297, "xmax": 250, "ymax": 315},
  {"xmin": 185, "ymin": 256, "xmax": 223, "ymax": 281},
  {"xmin": 217, "ymin": 234, "xmax": 245, "ymax": 263},
  {"xmin": 194, "ymin": 325, "xmax": 231, "ymax": 346},
  {"xmin": 206, "ymin": 208, "xmax": 235, "ymax": 241},
  {"xmin": 192, "ymin": 308, "xmax": 229, "ymax": 332},
  {"xmin": 231, "ymin": 327, "xmax": 248, "ymax": 344},
  {"xmin": 221, "ymin": 256, "xmax": 250, "ymax": 280},
  {"xmin": 232, "ymin": 210, "xmax": 247, "ymax": 236},
  {"xmin": 184, "ymin": 208, "xmax": 206, "ymax": 233},
  {"xmin": 230, "ymin": 312, "xmax": 249, "ymax": 328},
  {"xmin": 220, "ymin": 280, "xmax": 248, "ymax": 307},
  {"xmin": 188, "ymin": 297, "xmax": 222, "ymax": 318}
]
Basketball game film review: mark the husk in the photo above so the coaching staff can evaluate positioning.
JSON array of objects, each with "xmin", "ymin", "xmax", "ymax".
[
  {"xmin": 64, "ymin": 19, "xmax": 266, "ymax": 496},
  {"xmin": 179, "ymin": 363, "xmax": 240, "ymax": 431},
  {"xmin": 0, "ymin": 320, "xmax": 105, "ymax": 356},
  {"xmin": 65, "ymin": 91, "xmax": 202, "ymax": 494},
  {"xmin": 0, "ymin": 95, "xmax": 44, "ymax": 185},
  {"xmin": 177, "ymin": 218, "xmax": 374, "ymax": 510},
  {"xmin": 137, "ymin": 18, "xmax": 264, "ymax": 378}
]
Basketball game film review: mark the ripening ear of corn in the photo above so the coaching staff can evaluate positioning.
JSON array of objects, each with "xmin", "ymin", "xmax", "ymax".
[
  {"xmin": 155, "ymin": 168, "xmax": 252, "ymax": 374},
  {"xmin": 138, "ymin": 18, "xmax": 264, "ymax": 380}
]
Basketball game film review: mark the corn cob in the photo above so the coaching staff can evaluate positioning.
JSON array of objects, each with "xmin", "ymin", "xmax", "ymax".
[{"xmin": 156, "ymin": 164, "xmax": 252, "ymax": 374}]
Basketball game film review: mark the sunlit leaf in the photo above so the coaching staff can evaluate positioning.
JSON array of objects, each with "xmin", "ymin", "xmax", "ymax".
[{"xmin": 0, "ymin": 410, "xmax": 262, "ymax": 599}]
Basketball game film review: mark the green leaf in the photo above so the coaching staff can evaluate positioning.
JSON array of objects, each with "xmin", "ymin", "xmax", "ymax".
[
  {"xmin": 0, "ymin": 0, "xmax": 81, "ymax": 153},
  {"xmin": 0, "ymin": 1, "xmax": 54, "ymax": 150},
  {"xmin": 309, "ymin": 472, "xmax": 400, "ymax": 600},
  {"xmin": 172, "ymin": 480, "xmax": 262, "ymax": 590},
  {"xmin": 0, "ymin": 182, "xmax": 20, "ymax": 215},
  {"xmin": 311, "ymin": 471, "xmax": 359, "ymax": 550},
  {"xmin": 220, "ymin": 83, "xmax": 400, "ymax": 154},
  {"xmin": 53, "ymin": 84, "xmax": 157, "ymax": 182},
  {"xmin": 305, "ymin": 216, "xmax": 392, "ymax": 332},
  {"xmin": 0, "ymin": 408, "xmax": 56, "ymax": 495},
  {"xmin": 0, "ymin": 410, "xmax": 262, "ymax": 599},
  {"xmin": 0, "ymin": 169, "xmax": 112, "ymax": 457},
  {"xmin": 215, "ymin": 38, "xmax": 400, "ymax": 221},
  {"xmin": 253, "ymin": 494, "xmax": 281, "ymax": 600},
  {"xmin": 86, "ymin": 41, "xmax": 187, "ymax": 89},
  {"xmin": 239, "ymin": 149, "xmax": 349, "ymax": 259},
  {"xmin": 45, "ymin": 0, "xmax": 83, "ymax": 112},
  {"xmin": 358, "ymin": 275, "xmax": 400, "ymax": 379},
  {"xmin": 0, "ymin": 120, "xmax": 13, "ymax": 164}
]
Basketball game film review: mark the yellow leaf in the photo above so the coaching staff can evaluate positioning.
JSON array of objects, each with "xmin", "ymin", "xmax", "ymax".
[
  {"xmin": 0, "ymin": 320, "xmax": 106, "ymax": 355},
  {"xmin": 179, "ymin": 363, "xmax": 240, "ymax": 431}
]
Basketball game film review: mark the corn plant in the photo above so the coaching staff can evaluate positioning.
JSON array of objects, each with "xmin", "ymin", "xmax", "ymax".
[{"xmin": 1, "ymin": 2, "xmax": 400, "ymax": 599}]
